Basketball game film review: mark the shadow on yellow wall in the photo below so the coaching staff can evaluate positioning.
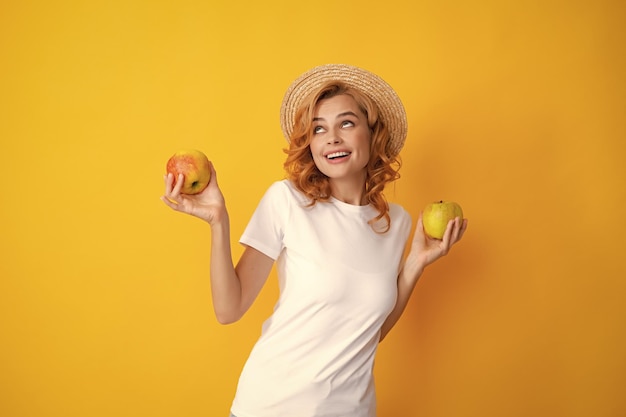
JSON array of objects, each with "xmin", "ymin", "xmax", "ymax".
[{"xmin": 1, "ymin": 1, "xmax": 624, "ymax": 416}]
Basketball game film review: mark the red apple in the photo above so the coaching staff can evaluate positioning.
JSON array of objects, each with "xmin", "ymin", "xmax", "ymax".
[
  {"xmin": 422, "ymin": 200, "xmax": 463, "ymax": 239},
  {"xmin": 166, "ymin": 149, "xmax": 211, "ymax": 195}
]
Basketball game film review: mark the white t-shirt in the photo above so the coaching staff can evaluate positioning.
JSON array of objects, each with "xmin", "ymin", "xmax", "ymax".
[{"xmin": 231, "ymin": 180, "xmax": 412, "ymax": 417}]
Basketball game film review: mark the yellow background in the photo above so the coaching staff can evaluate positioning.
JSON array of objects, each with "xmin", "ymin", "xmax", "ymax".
[{"xmin": 1, "ymin": 0, "xmax": 625, "ymax": 416}]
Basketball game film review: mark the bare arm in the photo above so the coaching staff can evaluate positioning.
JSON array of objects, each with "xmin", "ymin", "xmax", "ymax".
[
  {"xmin": 161, "ymin": 163, "xmax": 273, "ymax": 324},
  {"xmin": 380, "ymin": 213, "xmax": 468, "ymax": 341},
  {"xmin": 210, "ymin": 217, "xmax": 273, "ymax": 324}
]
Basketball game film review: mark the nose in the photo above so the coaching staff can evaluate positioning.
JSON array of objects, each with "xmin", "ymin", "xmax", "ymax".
[{"xmin": 326, "ymin": 127, "xmax": 342, "ymax": 144}]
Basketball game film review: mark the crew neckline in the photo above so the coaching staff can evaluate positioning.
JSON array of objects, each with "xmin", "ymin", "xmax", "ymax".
[{"xmin": 329, "ymin": 195, "xmax": 374, "ymax": 212}]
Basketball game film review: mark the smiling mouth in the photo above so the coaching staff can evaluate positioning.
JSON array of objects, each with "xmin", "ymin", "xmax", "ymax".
[{"xmin": 326, "ymin": 151, "xmax": 351, "ymax": 160}]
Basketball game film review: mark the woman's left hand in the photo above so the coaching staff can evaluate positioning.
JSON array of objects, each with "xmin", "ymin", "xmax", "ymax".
[{"xmin": 405, "ymin": 213, "xmax": 468, "ymax": 276}]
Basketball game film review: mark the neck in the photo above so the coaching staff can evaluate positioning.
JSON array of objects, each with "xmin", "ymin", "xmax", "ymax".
[{"xmin": 329, "ymin": 177, "xmax": 368, "ymax": 206}]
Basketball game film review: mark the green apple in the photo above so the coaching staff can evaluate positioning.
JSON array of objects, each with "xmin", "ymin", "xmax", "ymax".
[
  {"xmin": 422, "ymin": 200, "xmax": 463, "ymax": 239},
  {"xmin": 166, "ymin": 149, "xmax": 211, "ymax": 195}
]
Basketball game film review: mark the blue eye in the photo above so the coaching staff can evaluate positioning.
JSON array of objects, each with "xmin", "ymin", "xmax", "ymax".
[
  {"xmin": 341, "ymin": 121, "xmax": 354, "ymax": 128},
  {"xmin": 313, "ymin": 126, "xmax": 325, "ymax": 134}
]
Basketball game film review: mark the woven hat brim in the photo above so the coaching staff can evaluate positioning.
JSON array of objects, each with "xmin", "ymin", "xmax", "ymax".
[{"xmin": 279, "ymin": 64, "xmax": 408, "ymax": 158}]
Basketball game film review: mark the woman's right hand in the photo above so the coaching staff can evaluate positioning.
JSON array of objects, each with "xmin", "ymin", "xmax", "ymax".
[{"xmin": 161, "ymin": 162, "xmax": 227, "ymax": 225}]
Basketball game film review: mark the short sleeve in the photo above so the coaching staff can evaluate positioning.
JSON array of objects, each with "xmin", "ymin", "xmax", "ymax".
[{"xmin": 239, "ymin": 181, "xmax": 290, "ymax": 260}]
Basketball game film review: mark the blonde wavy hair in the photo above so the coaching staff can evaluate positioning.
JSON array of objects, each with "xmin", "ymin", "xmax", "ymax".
[{"xmin": 283, "ymin": 81, "xmax": 401, "ymax": 233}]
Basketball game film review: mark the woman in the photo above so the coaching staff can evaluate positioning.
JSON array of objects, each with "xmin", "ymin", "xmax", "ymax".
[{"xmin": 162, "ymin": 64, "xmax": 467, "ymax": 417}]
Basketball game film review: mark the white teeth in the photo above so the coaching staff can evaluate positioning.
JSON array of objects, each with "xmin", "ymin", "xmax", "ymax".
[{"xmin": 327, "ymin": 151, "xmax": 350, "ymax": 159}]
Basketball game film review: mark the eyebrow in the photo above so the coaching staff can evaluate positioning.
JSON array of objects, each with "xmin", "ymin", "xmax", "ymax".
[{"xmin": 312, "ymin": 111, "xmax": 359, "ymax": 122}]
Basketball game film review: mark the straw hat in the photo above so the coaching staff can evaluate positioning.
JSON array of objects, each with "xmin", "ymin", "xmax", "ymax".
[{"xmin": 280, "ymin": 64, "xmax": 408, "ymax": 157}]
